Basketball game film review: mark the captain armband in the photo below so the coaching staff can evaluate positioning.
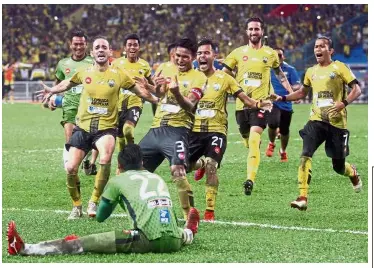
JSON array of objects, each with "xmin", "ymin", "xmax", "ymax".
[{"xmin": 191, "ymin": 88, "xmax": 203, "ymax": 100}]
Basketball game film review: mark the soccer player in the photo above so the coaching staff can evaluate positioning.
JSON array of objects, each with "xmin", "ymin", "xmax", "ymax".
[
  {"xmin": 7, "ymin": 144, "xmax": 200, "ymax": 255},
  {"xmin": 37, "ymin": 36, "xmax": 158, "ymax": 219},
  {"xmin": 49, "ymin": 29, "xmax": 98, "ymax": 175},
  {"xmin": 136, "ymin": 38, "xmax": 207, "ymax": 220},
  {"xmin": 272, "ymin": 36, "xmax": 362, "ymax": 210},
  {"xmin": 112, "ymin": 33, "xmax": 153, "ymax": 174},
  {"xmin": 3, "ymin": 61, "xmax": 17, "ymax": 104},
  {"xmin": 222, "ymin": 17, "xmax": 293, "ymax": 196},
  {"xmin": 265, "ymin": 48, "xmax": 301, "ymax": 162},
  {"xmin": 190, "ymin": 38, "xmax": 273, "ymax": 221}
]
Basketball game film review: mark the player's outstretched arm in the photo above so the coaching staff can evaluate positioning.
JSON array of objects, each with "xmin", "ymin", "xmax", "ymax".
[
  {"xmin": 36, "ymin": 80, "xmax": 77, "ymax": 104},
  {"xmin": 272, "ymin": 86, "xmax": 310, "ymax": 102},
  {"xmin": 169, "ymin": 76, "xmax": 202, "ymax": 112},
  {"xmin": 273, "ymin": 67, "xmax": 293, "ymax": 93},
  {"xmin": 237, "ymin": 92, "xmax": 272, "ymax": 111},
  {"xmin": 130, "ymin": 84, "xmax": 159, "ymax": 104}
]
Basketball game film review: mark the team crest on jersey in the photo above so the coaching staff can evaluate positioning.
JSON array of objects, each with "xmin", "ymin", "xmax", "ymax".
[
  {"xmin": 329, "ymin": 72, "xmax": 336, "ymax": 79},
  {"xmin": 178, "ymin": 152, "xmax": 185, "ymax": 160},
  {"xmin": 85, "ymin": 77, "xmax": 92, "ymax": 84},
  {"xmin": 243, "ymin": 56, "xmax": 248, "ymax": 61},
  {"xmin": 108, "ymin": 79, "xmax": 115, "ymax": 87},
  {"xmin": 311, "ymin": 74, "xmax": 316, "ymax": 81},
  {"xmin": 263, "ymin": 57, "xmax": 268, "ymax": 63},
  {"xmin": 139, "ymin": 69, "xmax": 144, "ymax": 75},
  {"xmin": 213, "ymin": 83, "xmax": 221, "ymax": 91},
  {"xmin": 65, "ymin": 68, "xmax": 71, "ymax": 74},
  {"xmin": 182, "ymin": 81, "xmax": 189, "ymax": 88},
  {"xmin": 214, "ymin": 146, "xmax": 221, "ymax": 154}
]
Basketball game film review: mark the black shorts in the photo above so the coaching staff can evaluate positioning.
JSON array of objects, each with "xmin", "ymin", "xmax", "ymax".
[
  {"xmin": 117, "ymin": 106, "xmax": 142, "ymax": 137},
  {"xmin": 66, "ymin": 126, "xmax": 117, "ymax": 155},
  {"xmin": 235, "ymin": 109, "xmax": 269, "ymax": 137},
  {"xmin": 189, "ymin": 132, "xmax": 227, "ymax": 168},
  {"xmin": 139, "ymin": 127, "xmax": 190, "ymax": 172},
  {"xmin": 299, "ymin": 120, "xmax": 350, "ymax": 159},
  {"xmin": 267, "ymin": 106, "xmax": 293, "ymax": 135},
  {"xmin": 3, "ymin": 84, "xmax": 13, "ymax": 94}
]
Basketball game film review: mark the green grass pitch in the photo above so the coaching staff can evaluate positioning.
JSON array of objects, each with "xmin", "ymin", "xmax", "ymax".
[{"xmin": 2, "ymin": 103, "xmax": 368, "ymax": 263}]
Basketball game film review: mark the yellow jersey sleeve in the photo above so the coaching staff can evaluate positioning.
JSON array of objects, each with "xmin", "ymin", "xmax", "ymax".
[
  {"xmin": 223, "ymin": 48, "xmax": 238, "ymax": 71},
  {"xmin": 155, "ymin": 63, "xmax": 164, "ymax": 74},
  {"xmin": 337, "ymin": 61, "xmax": 356, "ymax": 85},
  {"xmin": 272, "ymin": 50, "xmax": 280, "ymax": 69},
  {"xmin": 144, "ymin": 62, "xmax": 152, "ymax": 78},
  {"xmin": 70, "ymin": 71, "xmax": 82, "ymax": 84},
  {"xmin": 303, "ymin": 68, "xmax": 312, "ymax": 87},
  {"xmin": 119, "ymin": 69, "xmax": 136, "ymax": 90},
  {"xmin": 227, "ymin": 74, "xmax": 243, "ymax": 96}
]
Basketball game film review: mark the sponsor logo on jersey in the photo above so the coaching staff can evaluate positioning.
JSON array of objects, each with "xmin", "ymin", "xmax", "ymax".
[
  {"xmin": 214, "ymin": 146, "xmax": 221, "ymax": 154},
  {"xmin": 65, "ymin": 68, "xmax": 71, "ymax": 74},
  {"xmin": 108, "ymin": 79, "xmax": 115, "ymax": 87},
  {"xmin": 148, "ymin": 198, "xmax": 172, "ymax": 208},
  {"xmin": 248, "ymin": 72, "xmax": 262, "ymax": 79},
  {"xmin": 317, "ymin": 91, "xmax": 333, "ymax": 99},
  {"xmin": 91, "ymin": 98, "xmax": 109, "ymax": 106},
  {"xmin": 85, "ymin": 77, "xmax": 92, "ymax": 84},
  {"xmin": 178, "ymin": 152, "xmax": 185, "ymax": 160},
  {"xmin": 159, "ymin": 209, "xmax": 171, "ymax": 224},
  {"xmin": 243, "ymin": 56, "xmax": 248, "ymax": 61}
]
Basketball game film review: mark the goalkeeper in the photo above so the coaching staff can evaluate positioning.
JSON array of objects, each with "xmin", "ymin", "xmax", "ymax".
[{"xmin": 7, "ymin": 144, "xmax": 200, "ymax": 255}]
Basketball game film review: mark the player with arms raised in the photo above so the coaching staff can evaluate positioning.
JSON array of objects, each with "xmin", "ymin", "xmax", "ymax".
[{"xmin": 37, "ymin": 37, "xmax": 158, "ymax": 219}]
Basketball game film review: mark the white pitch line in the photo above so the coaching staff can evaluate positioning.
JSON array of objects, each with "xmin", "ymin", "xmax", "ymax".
[{"xmin": 3, "ymin": 207, "xmax": 367, "ymax": 236}]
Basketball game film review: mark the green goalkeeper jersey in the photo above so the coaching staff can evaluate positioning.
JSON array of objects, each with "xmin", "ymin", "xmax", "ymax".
[
  {"xmin": 100, "ymin": 170, "xmax": 182, "ymax": 241},
  {"xmin": 55, "ymin": 55, "xmax": 94, "ymax": 107}
]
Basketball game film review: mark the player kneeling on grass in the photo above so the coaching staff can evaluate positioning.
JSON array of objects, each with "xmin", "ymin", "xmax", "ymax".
[
  {"xmin": 7, "ymin": 144, "xmax": 200, "ymax": 256},
  {"xmin": 271, "ymin": 36, "xmax": 362, "ymax": 210}
]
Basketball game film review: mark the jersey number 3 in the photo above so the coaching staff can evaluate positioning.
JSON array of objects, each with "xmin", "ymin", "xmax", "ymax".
[{"xmin": 130, "ymin": 174, "xmax": 170, "ymax": 200}]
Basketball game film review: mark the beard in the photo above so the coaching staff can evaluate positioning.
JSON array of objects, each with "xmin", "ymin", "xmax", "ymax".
[{"xmin": 249, "ymin": 35, "xmax": 262, "ymax": 45}]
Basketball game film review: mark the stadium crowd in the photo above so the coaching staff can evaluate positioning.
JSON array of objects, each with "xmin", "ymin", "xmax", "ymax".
[{"xmin": 2, "ymin": 4, "xmax": 368, "ymax": 81}]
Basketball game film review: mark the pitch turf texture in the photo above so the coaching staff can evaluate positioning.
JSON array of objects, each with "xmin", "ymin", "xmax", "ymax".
[{"xmin": 2, "ymin": 103, "xmax": 368, "ymax": 263}]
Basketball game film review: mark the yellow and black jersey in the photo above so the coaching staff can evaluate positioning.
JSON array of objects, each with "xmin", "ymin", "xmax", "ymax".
[
  {"xmin": 112, "ymin": 57, "xmax": 151, "ymax": 111},
  {"xmin": 70, "ymin": 65, "xmax": 135, "ymax": 132},
  {"xmin": 223, "ymin": 45, "xmax": 279, "ymax": 110},
  {"xmin": 152, "ymin": 68, "xmax": 207, "ymax": 129},
  {"xmin": 193, "ymin": 70, "xmax": 243, "ymax": 135},
  {"xmin": 304, "ymin": 60, "xmax": 357, "ymax": 129}
]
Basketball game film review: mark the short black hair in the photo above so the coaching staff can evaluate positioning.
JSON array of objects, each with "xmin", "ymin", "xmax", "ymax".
[
  {"xmin": 197, "ymin": 38, "xmax": 218, "ymax": 53},
  {"xmin": 317, "ymin": 36, "xmax": 334, "ymax": 50},
  {"xmin": 118, "ymin": 144, "xmax": 143, "ymax": 171},
  {"xmin": 124, "ymin": 33, "xmax": 140, "ymax": 46},
  {"xmin": 245, "ymin": 17, "xmax": 264, "ymax": 29},
  {"xmin": 175, "ymin": 38, "xmax": 198, "ymax": 55},
  {"xmin": 167, "ymin": 43, "xmax": 176, "ymax": 54},
  {"xmin": 69, "ymin": 29, "xmax": 88, "ymax": 42}
]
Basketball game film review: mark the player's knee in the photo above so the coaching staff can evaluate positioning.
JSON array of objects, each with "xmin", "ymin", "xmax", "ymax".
[
  {"xmin": 65, "ymin": 162, "xmax": 79, "ymax": 175},
  {"xmin": 171, "ymin": 165, "xmax": 186, "ymax": 178},
  {"xmin": 172, "ymin": 174, "xmax": 191, "ymax": 192},
  {"xmin": 205, "ymin": 157, "xmax": 219, "ymax": 186},
  {"xmin": 332, "ymin": 158, "xmax": 345, "ymax": 175},
  {"xmin": 99, "ymin": 153, "xmax": 112, "ymax": 164},
  {"xmin": 279, "ymin": 126, "xmax": 290, "ymax": 136},
  {"xmin": 268, "ymin": 123, "xmax": 278, "ymax": 130},
  {"xmin": 123, "ymin": 123, "xmax": 134, "ymax": 140}
]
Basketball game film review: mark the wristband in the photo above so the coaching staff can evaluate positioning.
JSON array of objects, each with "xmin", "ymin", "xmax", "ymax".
[
  {"xmin": 55, "ymin": 95, "xmax": 64, "ymax": 108},
  {"xmin": 281, "ymin": 95, "xmax": 287, "ymax": 102},
  {"xmin": 342, "ymin": 100, "xmax": 349, "ymax": 107}
]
